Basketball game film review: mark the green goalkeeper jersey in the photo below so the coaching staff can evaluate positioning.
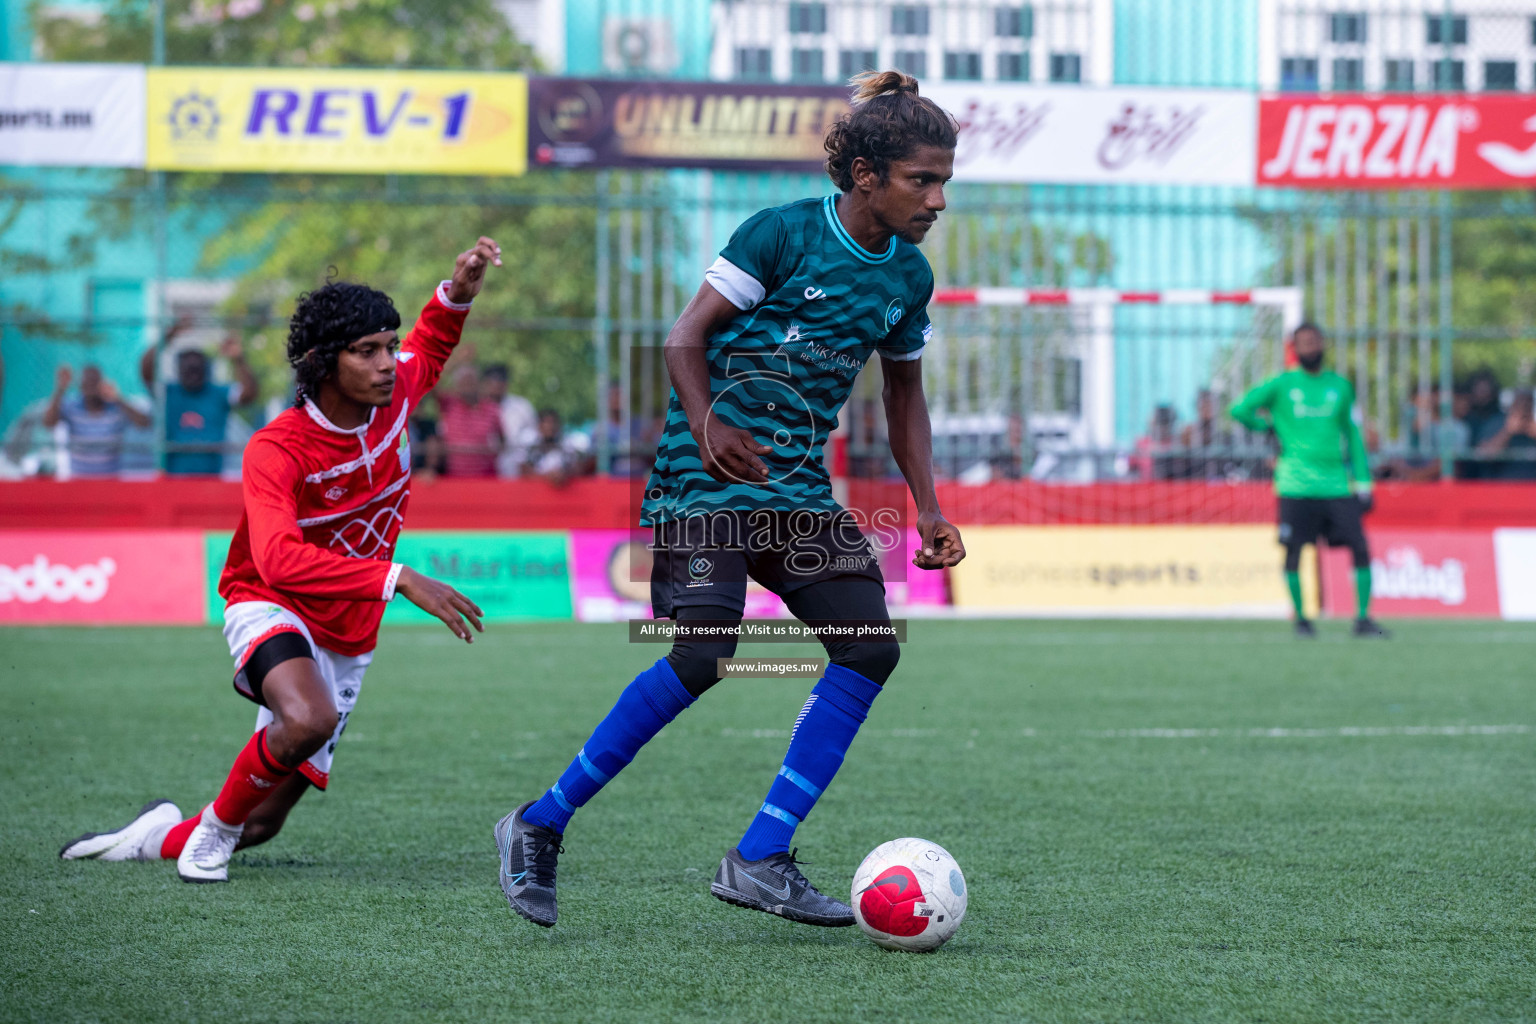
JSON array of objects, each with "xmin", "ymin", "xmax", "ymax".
[{"xmin": 1229, "ymin": 369, "xmax": 1371, "ymax": 498}]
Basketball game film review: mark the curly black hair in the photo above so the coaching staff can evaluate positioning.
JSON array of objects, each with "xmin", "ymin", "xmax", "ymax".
[
  {"xmin": 286, "ymin": 281, "xmax": 401, "ymax": 405},
  {"xmin": 824, "ymin": 70, "xmax": 958, "ymax": 192}
]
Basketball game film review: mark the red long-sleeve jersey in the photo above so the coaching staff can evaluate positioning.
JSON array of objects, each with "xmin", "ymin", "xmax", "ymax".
[{"xmin": 218, "ymin": 282, "xmax": 470, "ymax": 655}]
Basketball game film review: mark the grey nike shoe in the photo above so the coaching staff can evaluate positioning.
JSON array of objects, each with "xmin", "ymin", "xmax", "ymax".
[
  {"xmin": 711, "ymin": 847, "xmax": 855, "ymax": 927},
  {"xmin": 494, "ymin": 800, "xmax": 563, "ymax": 928}
]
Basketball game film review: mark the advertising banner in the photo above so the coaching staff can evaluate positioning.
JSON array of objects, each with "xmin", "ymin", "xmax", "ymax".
[
  {"xmin": 146, "ymin": 67, "xmax": 526, "ymax": 175},
  {"xmin": 1493, "ymin": 528, "xmax": 1536, "ymax": 620},
  {"xmin": 923, "ymin": 83, "xmax": 1256, "ymax": 187},
  {"xmin": 0, "ymin": 530, "xmax": 204, "ymax": 624},
  {"xmin": 1320, "ymin": 529, "xmax": 1499, "ymax": 618},
  {"xmin": 950, "ymin": 525, "xmax": 1312, "ymax": 616},
  {"xmin": 0, "ymin": 62, "xmax": 146, "ymax": 167},
  {"xmin": 1258, "ymin": 94, "xmax": 1536, "ymax": 189},
  {"xmin": 528, "ymin": 77, "xmax": 848, "ymax": 170}
]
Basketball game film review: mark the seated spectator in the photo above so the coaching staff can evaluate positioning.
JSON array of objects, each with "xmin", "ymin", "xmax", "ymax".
[
  {"xmin": 141, "ymin": 335, "xmax": 259, "ymax": 475},
  {"xmin": 1476, "ymin": 388, "xmax": 1536, "ymax": 480},
  {"xmin": 521, "ymin": 408, "xmax": 592, "ymax": 486},
  {"xmin": 484, "ymin": 363, "xmax": 537, "ymax": 478},
  {"xmin": 1390, "ymin": 383, "xmax": 1470, "ymax": 481},
  {"xmin": 437, "ymin": 364, "xmax": 502, "ymax": 478},
  {"xmin": 41, "ymin": 364, "xmax": 150, "ymax": 478},
  {"xmin": 1459, "ymin": 369, "xmax": 1504, "ymax": 478}
]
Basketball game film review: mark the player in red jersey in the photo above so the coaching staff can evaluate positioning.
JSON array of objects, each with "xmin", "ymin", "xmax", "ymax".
[{"xmin": 60, "ymin": 238, "xmax": 502, "ymax": 882}]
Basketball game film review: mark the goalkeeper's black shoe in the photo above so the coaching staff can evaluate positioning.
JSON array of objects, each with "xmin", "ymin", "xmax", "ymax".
[
  {"xmin": 1294, "ymin": 618, "xmax": 1317, "ymax": 638},
  {"xmin": 711, "ymin": 847, "xmax": 854, "ymax": 927},
  {"xmin": 1353, "ymin": 617, "xmax": 1390, "ymax": 638},
  {"xmin": 494, "ymin": 800, "xmax": 563, "ymax": 928}
]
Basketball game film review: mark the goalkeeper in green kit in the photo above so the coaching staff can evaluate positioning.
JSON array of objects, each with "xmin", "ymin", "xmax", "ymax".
[{"xmin": 1230, "ymin": 323, "xmax": 1388, "ymax": 638}]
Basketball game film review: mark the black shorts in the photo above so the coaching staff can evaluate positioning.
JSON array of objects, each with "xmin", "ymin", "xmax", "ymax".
[
  {"xmin": 650, "ymin": 509, "xmax": 884, "ymax": 618},
  {"xmin": 1278, "ymin": 496, "xmax": 1368, "ymax": 551}
]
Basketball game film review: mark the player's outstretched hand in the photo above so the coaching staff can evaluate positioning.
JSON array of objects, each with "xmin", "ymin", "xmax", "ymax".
[
  {"xmin": 694, "ymin": 413, "xmax": 772, "ymax": 484},
  {"xmin": 395, "ymin": 566, "xmax": 485, "ymax": 643},
  {"xmin": 914, "ymin": 513, "xmax": 965, "ymax": 570},
  {"xmin": 445, "ymin": 237, "xmax": 503, "ymax": 305}
]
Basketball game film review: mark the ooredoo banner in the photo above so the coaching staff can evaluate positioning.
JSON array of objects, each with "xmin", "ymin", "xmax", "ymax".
[
  {"xmin": 923, "ymin": 83, "xmax": 1257, "ymax": 187},
  {"xmin": 1258, "ymin": 94, "xmax": 1536, "ymax": 189},
  {"xmin": 1320, "ymin": 529, "xmax": 1499, "ymax": 618},
  {"xmin": 950, "ymin": 525, "xmax": 1314, "ymax": 616},
  {"xmin": 146, "ymin": 67, "xmax": 527, "ymax": 175},
  {"xmin": 0, "ymin": 530, "xmax": 204, "ymax": 624},
  {"xmin": 0, "ymin": 62, "xmax": 146, "ymax": 167}
]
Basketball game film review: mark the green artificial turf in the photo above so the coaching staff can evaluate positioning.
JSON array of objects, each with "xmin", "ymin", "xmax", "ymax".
[{"xmin": 1, "ymin": 620, "xmax": 1532, "ymax": 1023}]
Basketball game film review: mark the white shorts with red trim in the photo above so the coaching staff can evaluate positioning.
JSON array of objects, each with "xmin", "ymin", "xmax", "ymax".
[{"xmin": 222, "ymin": 601, "xmax": 373, "ymax": 790}]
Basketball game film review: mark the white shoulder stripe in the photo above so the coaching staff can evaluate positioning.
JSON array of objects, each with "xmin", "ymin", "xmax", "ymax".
[
  {"xmin": 304, "ymin": 404, "xmax": 411, "ymax": 483},
  {"xmin": 704, "ymin": 257, "xmax": 765, "ymax": 311}
]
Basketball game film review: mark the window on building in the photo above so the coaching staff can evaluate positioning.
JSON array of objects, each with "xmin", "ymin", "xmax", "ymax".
[
  {"xmin": 891, "ymin": 5, "xmax": 930, "ymax": 36},
  {"xmin": 997, "ymin": 51, "xmax": 1030, "ymax": 82},
  {"xmin": 1329, "ymin": 13, "xmax": 1366, "ymax": 44},
  {"xmin": 1430, "ymin": 59, "xmax": 1465, "ymax": 90},
  {"xmin": 791, "ymin": 48, "xmax": 825, "ymax": 82},
  {"xmin": 1049, "ymin": 53, "xmax": 1081, "ymax": 83},
  {"xmin": 1384, "ymin": 59, "xmax": 1414, "ymax": 91},
  {"xmin": 838, "ymin": 49, "xmax": 877, "ymax": 79},
  {"xmin": 1425, "ymin": 14, "xmax": 1467, "ymax": 46},
  {"xmin": 893, "ymin": 49, "xmax": 928, "ymax": 78},
  {"xmin": 1332, "ymin": 58, "xmax": 1364, "ymax": 90},
  {"xmin": 787, "ymin": 3, "xmax": 826, "ymax": 34},
  {"xmin": 944, "ymin": 51, "xmax": 982, "ymax": 80},
  {"xmin": 996, "ymin": 6, "xmax": 1033, "ymax": 39},
  {"xmin": 1484, "ymin": 61, "xmax": 1517, "ymax": 91},
  {"xmin": 734, "ymin": 47, "xmax": 772, "ymax": 81},
  {"xmin": 1280, "ymin": 57, "xmax": 1320, "ymax": 91}
]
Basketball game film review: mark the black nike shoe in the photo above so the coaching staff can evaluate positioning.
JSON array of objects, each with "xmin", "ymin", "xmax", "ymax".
[
  {"xmin": 711, "ymin": 847, "xmax": 855, "ymax": 927},
  {"xmin": 1353, "ymin": 617, "xmax": 1390, "ymax": 638},
  {"xmin": 1294, "ymin": 618, "xmax": 1317, "ymax": 638},
  {"xmin": 494, "ymin": 800, "xmax": 564, "ymax": 928}
]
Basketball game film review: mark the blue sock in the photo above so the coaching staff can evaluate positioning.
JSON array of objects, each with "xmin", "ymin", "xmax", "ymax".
[
  {"xmin": 736, "ymin": 663, "xmax": 883, "ymax": 861},
  {"xmin": 523, "ymin": 659, "xmax": 695, "ymax": 832}
]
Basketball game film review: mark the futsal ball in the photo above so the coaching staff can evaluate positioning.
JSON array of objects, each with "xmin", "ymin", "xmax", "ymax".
[{"xmin": 851, "ymin": 838, "xmax": 967, "ymax": 952}]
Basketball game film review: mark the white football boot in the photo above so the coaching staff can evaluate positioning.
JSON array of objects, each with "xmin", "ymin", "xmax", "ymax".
[
  {"xmin": 60, "ymin": 799, "xmax": 183, "ymax": 862},
  {"xmin": 176, "ymin": 805, "xmax": 244, "ymax": 883}
]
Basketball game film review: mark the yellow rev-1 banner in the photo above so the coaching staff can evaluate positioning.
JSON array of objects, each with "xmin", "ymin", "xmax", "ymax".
[
  {"xmin": 146, "ymin": 67, "xmax": 526, "ymax": 175},
  {"xmin": 949, "ymin": 525, "xmax": 1319, "ymax": 617}
]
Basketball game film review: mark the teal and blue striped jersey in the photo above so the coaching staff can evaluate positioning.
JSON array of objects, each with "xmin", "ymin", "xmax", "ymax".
[{"xmin": 640, "ymin": 196, "xmax": 934, "ymax": 525}]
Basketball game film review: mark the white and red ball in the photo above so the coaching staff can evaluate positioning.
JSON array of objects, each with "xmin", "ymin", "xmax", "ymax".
[{"xmin": 851, "ymin": 837, "xmax": 967, "ymax": 952}]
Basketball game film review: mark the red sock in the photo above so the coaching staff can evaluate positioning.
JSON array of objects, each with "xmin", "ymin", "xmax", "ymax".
[
  {"xmin": 159, "ymin": 813, "xmax": 200, "ymax": 859},
  {"xmin": 210, "ymin": 728, "xmax": 295, "ymax": 827}
]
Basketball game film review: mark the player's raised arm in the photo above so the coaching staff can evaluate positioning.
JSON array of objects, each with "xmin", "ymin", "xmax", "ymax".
[
  {"xmin": 664, "ymin": 282, "xmax": 772, "ymax": 484},
  {"xmin": 881, "ymin": 353, "xmax": 964, "ymax": 569},
  {"xmin": 401, "ymin": 237, "xmax": 503, "ymax": 394}
]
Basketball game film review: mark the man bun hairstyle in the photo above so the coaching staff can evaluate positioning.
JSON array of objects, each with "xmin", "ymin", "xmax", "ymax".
[
  {"xmin": 287, "ymin": 280, "xmax": 401, "ymax": 405},
  {"xmin": 824, "ymin": 70, "xmax": 959, "ymax": 193}
]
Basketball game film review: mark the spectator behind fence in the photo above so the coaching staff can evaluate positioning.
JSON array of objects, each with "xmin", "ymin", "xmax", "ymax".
[
  {"xmin": 1132, "ymin": 404, "xmax": 1178, "ymax": 480},
  {"xmin": 141, "ymin": 334, "xmax": 259, "ymax": 475},
  {"xmin": 521, "ymin": 408, "xmax": 592, "ymax": 486},
  {"xmin": 41, "ymin": 365, "xmax": 151, "ymax": 478},
  {"xmin": 1476, "ymin": 387, "xmax": 1536, "ymax": 480},
  {"xmin": 1392, "ymin": 383, "xmax": 1470, "ymax": 481},
  {"xmin": 1172, "ymin": 389, "xmax": 1237, "ymax": 479},
  {"xmin": 483, "ymin": 363, "xmax": 536, "ymax": 478},
  {"xmin": 437, "ymin": 364, "xmax": 502, "ymax": 477},
  {"xmin": 407, "ymin": 393, "xmax": 447, "ymax": 481}
]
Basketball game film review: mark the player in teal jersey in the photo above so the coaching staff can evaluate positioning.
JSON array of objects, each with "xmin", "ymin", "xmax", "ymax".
[
  {"xmin": 1230, "ymin": 323, "xmax": 1388, "ymax": 638},
  {"xmin": 495, "ymin": 71, "xmax": 966, "ymax": 928}
]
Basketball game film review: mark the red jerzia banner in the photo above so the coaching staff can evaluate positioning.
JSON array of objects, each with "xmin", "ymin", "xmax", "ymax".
[{"xmin": 1258, "ymin": 94, "xmax": 1536, "ymax": 189}]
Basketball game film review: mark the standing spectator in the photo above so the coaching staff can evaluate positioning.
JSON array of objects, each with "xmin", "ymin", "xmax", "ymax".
[
  {"xmin": 141, "ymin": 336, "xmax": 259, "ymax": 475},
  {"xmin": 408, "ymin": 393, "xmax": 447, "ymax": 481},
  {"xmin": 1476, "ymin": 388, "xmax": 1536, "ymax": 480},
  {"xmin": 41, "ymin": 364, "xmax": 150, "ymax": 478},
  {"xmin": 437, "ymin": 364, "xmax": 502, "ymax": 478},
  {"xmin": 521, "ymin": 408, "xmax": 592, "ymax": 486},
  {"xmin": 1131, "ymin": 404, "xmax": 1178, "ymax": 480},
  {"xmin": 483, "ymin": 363, "xmax": 537, "ymax": 478},
  {"xmin": 1460, "ymin": 369, "xmax": 1505, "ymax": 480}
]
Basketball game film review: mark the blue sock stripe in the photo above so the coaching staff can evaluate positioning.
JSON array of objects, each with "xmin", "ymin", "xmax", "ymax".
[
  {"xmin": 777, "ymin": 765, "xmax": 824, "ymax": 799},
  {"xmin": 576, "ymin": 748, "xmax": 611, "ymax": 785},
  {"xmin": 548, "ymin": 783, "xmax": 575, "ymax": 814},
  {"xmin": 759, "ymin": 802, "xmax": 801, "ymax": 826}
]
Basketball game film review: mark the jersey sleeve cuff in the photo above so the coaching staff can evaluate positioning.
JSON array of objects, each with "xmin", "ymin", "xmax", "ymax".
[
  {"xmin": 382, "ymin": 562, "xmax": 405, "ymax": 601},
  {"xmin": 703, "ymin": 257, "xmax": 765, "ymax": 311},
  {"xmin": 436, "ymin": 280, "xmax": 473, "ymax": 312},
  {"xmin": 880, "ymin": 345, "xmax": 925, "ymax": 362}
]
